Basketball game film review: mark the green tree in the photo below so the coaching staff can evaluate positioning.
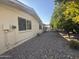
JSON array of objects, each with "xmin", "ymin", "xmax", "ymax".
[{"xmin": 51, "ymin": 0, "xmax": 79, "ymax": 33}]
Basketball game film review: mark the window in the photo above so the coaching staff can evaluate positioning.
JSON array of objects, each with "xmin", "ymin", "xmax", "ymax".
[
  {"xmin": 18, "ymin": 17, "xmax": 26, "ymax": 31},
  {"xmin": 27, "ymin": 20, "xmax": 31, "ymax": 30},
  {"xmin": 39, "ymin": 24, "xmax": 42, "ymax": 29}
]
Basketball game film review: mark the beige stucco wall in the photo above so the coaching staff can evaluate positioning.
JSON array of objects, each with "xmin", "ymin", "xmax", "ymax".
[{"xmin": 0, "ymin": 4, "xmax": 43, "ymax": 54}]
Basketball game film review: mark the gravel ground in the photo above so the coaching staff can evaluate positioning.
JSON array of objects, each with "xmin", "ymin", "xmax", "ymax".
[{"xmin": 0, "ymin": 31, "xmax": 79, "ymax": 59}]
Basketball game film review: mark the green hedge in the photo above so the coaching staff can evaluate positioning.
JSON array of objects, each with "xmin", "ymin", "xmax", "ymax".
[{"xmin": 69, "ymin": 40, "xmax": 79, "ymax": 49}]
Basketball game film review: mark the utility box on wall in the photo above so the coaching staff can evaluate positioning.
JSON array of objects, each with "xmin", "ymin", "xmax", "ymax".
[{"xmin": 3, "ymin": 24, "xmax": 10, "ymax": 32}]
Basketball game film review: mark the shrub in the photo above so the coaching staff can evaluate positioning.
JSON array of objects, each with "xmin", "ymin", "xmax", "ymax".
[
  {"xmin": 37, "ymin": 33, "xmax": 40, "ymax": 36},
  {"xmin": 69, "ymin": 39, "xmax": 79, "ymax": 49}
]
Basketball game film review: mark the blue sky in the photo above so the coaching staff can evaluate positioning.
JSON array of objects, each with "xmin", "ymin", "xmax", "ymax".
[{"xmin": 18, "ymin": 0, "xmax": 55, "ymax": 24}]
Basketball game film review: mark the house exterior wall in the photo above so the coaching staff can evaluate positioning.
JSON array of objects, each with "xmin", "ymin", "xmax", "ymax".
[{"xmin": 0, "ymin": 4, "xmax": 43, "ymax": 54}]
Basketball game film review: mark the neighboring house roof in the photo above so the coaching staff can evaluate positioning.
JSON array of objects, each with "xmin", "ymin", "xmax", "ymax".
[
  {"xmin": 0, "ymin": 0, "xmax": 42, "ymax": 24},
  {"xmin": 43, "ymin": 24, "xmax": 50, "ymax": 27}
]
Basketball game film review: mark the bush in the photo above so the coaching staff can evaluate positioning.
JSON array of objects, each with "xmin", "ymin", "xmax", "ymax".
[
  {"xmin": 69, "ymin": 40, "xmax": 79, "ymax": 49},
  {"xmin": 37, "ymin": 33, "xmax": 40, "ymax": 36}
]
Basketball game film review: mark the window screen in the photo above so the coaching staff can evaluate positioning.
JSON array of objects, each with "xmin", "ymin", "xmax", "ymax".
[
  {"xmin": 27, "ymin": 20, "xmax": 31, "ymax": 30},
  {"xmin": 18, "ymin": 17, "xmax": 26, "ymax": 31}
]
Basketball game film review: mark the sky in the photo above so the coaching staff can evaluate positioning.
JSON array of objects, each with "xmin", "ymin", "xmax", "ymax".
[{"xmin": 18, "ymin": 0, "xmax": 55, "ymax": 24}]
